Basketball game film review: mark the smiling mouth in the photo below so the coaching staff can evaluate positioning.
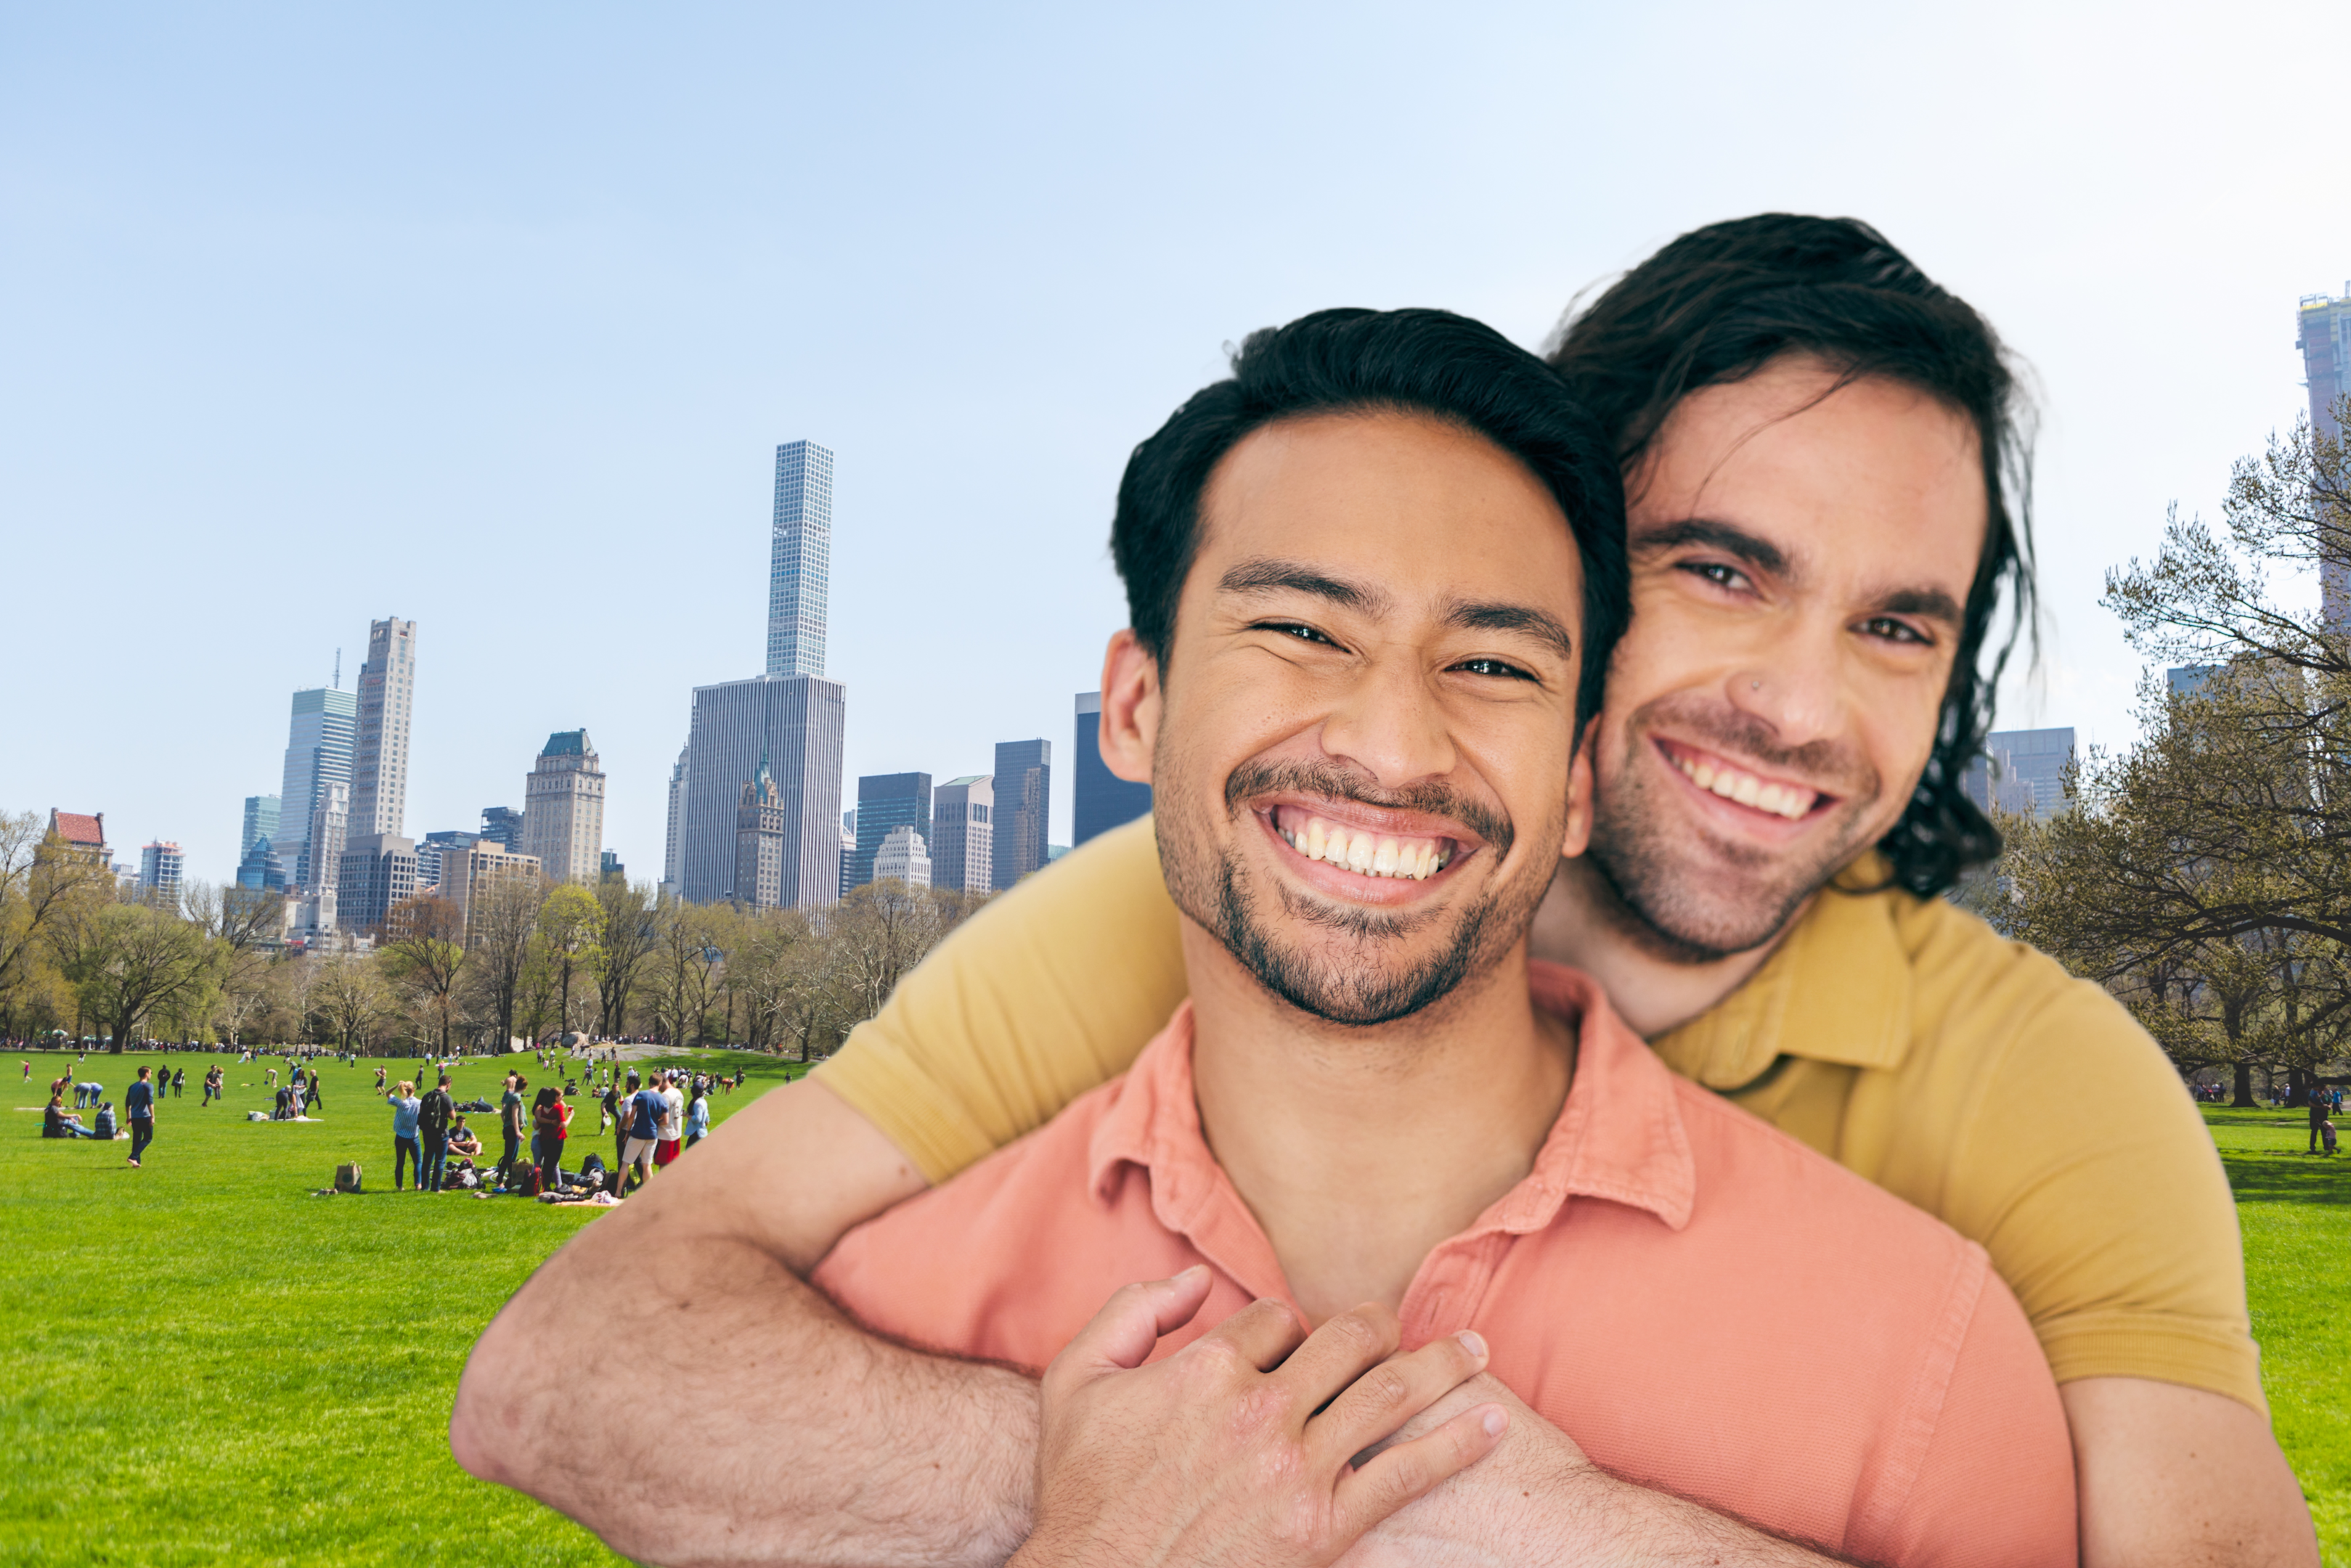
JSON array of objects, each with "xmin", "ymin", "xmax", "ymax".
[
  {"xmin": 1270, "ymin": 804, "xmax": 1457, "ymax": 881},
  {"xmin": 1659, "ymin": 740, "xmax": 1825, "ymax": 822}
]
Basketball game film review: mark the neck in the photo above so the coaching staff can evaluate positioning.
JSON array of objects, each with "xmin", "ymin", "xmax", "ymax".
[
  {"xmin": 1526, "ymin": 857, "xmax": 1804, "ymax": 1038},
  {"xmin": 1181, "ymin": 923, "xmax": 1573, "ymax": 1326}
]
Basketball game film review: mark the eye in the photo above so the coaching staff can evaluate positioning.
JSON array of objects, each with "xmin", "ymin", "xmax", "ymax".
[
  {"xmin": 1454, "ymin": 656, "xmax": 1537, "ymax": 682},
  {"xmin": 1679, "ymin": 560, "xmax": 1751, "ymax": 592},
  {"xmin": 1254, "ymin": 620, "xmax": 1340, "ymax": 648},
  {"xmin": 1859, "ymin": 616, "xmax": 1931, "ymax": 646}
]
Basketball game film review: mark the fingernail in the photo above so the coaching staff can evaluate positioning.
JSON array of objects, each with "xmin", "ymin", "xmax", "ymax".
[
  {"xmin": 1481, "ymin": 1408, "xmax": 1507, "ymax": 1437},
  {"xmin": 1457, "ymin": 1329, "xmax": 1488, "ymax": 1359},
  {"xmin": 1177, "ymin": 1264, "xmax": 1208, "ymax": 1283}
]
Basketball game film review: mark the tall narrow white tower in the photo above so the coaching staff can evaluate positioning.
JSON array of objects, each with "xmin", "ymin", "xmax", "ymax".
[
  {"xmin": 349, "ymin": 617, "xmax": 417, "ymax": 838},
  {"xmin": 766, "ymin": 441, "xmax": 834, "ymax": 677}
]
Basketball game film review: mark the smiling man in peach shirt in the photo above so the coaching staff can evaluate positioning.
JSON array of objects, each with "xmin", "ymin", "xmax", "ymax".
[{"xmin": 804, "ymin": 307, "xmax": 2076, "ymax": 1567}]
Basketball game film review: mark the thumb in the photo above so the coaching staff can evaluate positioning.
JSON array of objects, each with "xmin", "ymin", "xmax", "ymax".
[{"xmin": 1048, "ymin": 1266, "xmax": 1215, "ymax": 1387}]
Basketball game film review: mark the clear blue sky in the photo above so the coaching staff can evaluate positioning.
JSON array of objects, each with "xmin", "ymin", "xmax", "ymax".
[{"xmin": 4, "ymin": 1, "xmax": 2346, "ymax": 883}]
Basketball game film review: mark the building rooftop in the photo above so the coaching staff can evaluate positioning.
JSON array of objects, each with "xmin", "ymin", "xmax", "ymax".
[
  {"xmin": 50, "ymin": 811, "xmax": 105, "ymax": 846},
  {"xmin": 941, "ymin": 774, "xmax": 990, "ymax": 787},
  {"xmin": 541, "ymin": 729, "xmax": 592, "ymax": 756}
]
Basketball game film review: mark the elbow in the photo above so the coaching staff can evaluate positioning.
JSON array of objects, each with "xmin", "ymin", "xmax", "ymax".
[{"xmin": 448, "ymin": 1314, "xmax": 530, "ymax": 1490}]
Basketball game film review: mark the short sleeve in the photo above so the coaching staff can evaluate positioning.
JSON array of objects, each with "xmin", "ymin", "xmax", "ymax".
[
  {"xmin": 813, "ymin": 815, "xmax": 1188, "ymax": 1185},
  {"xmin": 1863, "ymin": 1261, "xmax": 2077, "ymax": 1568}
]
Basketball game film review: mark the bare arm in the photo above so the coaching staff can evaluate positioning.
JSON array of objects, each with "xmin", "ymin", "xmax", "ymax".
[
  {"xmin": 2067, "ymin": 1379, "xmax": 2317, "ymax": 1568},
  {"xmin": 450, "ymin": 1077, "xmax": 1040, "ymax": 1568}
]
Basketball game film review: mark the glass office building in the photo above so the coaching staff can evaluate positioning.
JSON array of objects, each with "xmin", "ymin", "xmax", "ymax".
[{"xmin": 767, "ymin": 441, "xmax": 834, "ymax": 679}]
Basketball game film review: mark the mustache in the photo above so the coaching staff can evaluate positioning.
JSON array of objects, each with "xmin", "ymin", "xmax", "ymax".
[
  {"xmin": 1223, "ymin": 758, "xmax": 1515, "ymax": 857},
  {"xmin": 1630, "ymin": 694, "xmax": 1876, "ymax": 794}
]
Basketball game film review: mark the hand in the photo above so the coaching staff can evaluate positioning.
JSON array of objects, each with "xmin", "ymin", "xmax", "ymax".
[
  {"xmin": 1336, "ymin": 1375, "xmax": 1600, "ymax": 1568},
  {"xmin": 1012, "ymin": 1267, "xmax": 1509, "ymax": 1568}
]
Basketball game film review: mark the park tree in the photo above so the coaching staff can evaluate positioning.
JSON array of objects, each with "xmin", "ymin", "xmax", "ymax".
[
  {"xmin": 593, "ymin": 876, "xmax": 659, "ymax": 1039},
  {"xmin": 534, "ymin": 884, "xmax": 604, "ymax": 1046},
  {"xmin": 466, "ymin": 872, "xmax": 548, "ymax": 1050},
  {"xmin": 379, "ymin": 894, "xmax": 468, "ymax": 1056},
  {"xmin": 312, "ymin": 953, "xmax": 391, "ymax": 1051},
  {"xmin": 649, "ymin": 898, "xmax": 725, "ymax": 1047},
  {"xmin": 52, "ymin": 901, "xmax": 213, "ymax": 1052},
  {"xmin": 1999, "ymin": 406, "xmax": 2351, "ymax": 1103},
  {"xmin": 823, "ymin": 882, "xmax": 977, "ymax": 1027},
  {"xmin": 0, "ymin": 809, "xmax": 107, "ymax": 1040}
]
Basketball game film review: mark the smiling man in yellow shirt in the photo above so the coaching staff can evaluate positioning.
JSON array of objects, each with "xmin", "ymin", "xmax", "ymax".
[{"xmin": 456, "ymin": 216, "xmax": 2316, "ymax": 1567}]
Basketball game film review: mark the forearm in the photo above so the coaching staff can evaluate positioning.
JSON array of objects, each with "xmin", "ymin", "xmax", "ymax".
[
  {"xmin": 453, "ymin": 1209, "xmax": 1038, "ymax": 1567},
  {"xmin": 1356, "ymin": 1469, "xmax": 1849, "ymax": 1568}
]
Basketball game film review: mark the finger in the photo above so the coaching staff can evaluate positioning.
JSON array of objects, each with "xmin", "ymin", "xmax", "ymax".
[
  {"xmin": 1266, "ymin": 1303, "xmax": 1402, "ymax": 1415},
  {"xmin": 1044, "ymin": 1267, "xmax": 1215, "ymax": 1393},
  {"xmin": 1335, "ymin": 1402, "xmax": 1509, "ymax": 1538},
  {"xmin": 1197, "ymin": 1294, "xmax": 1310, "ymax": 1373},
  {"xmin": 1308, "ymin": 1329, "xmax": 1491, "ymax": 1465}
]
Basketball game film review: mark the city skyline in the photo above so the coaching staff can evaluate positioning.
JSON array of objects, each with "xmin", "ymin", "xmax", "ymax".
[{"xmin": 9, "ymin": 6, "xmax": 2349, "ymax": 891}]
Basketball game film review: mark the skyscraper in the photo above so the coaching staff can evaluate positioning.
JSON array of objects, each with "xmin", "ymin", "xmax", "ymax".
[
  {"xmin": 735, "ymin": 754, "xmax": 789, "ymax": 910},
  {"xmin": 873, "ymin": 825, "xmax": 932, "ymax": 889},
  {"xmin": 931, "ymin": 775, "xmax": 993, "ymax": 894},
  {"xmin": 348, "ymin": 616, "xmax": 417, "ymax": 839},
  {"xmin": 767, "ymin": 441, "xmax": 834, "ymax": 678},
  {"xmin": 480, "ymin": 806, "xmax": 524, "ymax": 853},
  {"xmin": 1961, "ymin": 727, "xmax": 2077, "ymax": 822},
  {"xmin": 849, "ymin": 772, "xmax": 932, "ymax": 891},
  {"xmin": 1073, "ymin": 692, "xmax": 1153, "ymax": 846},
  {"xmin": 236, "ymin": 837, "xmax": 290, "ymax": 893},
  {"xmin": 240, "ymin": 795, "xmax": 280, "ymax": 859},
  {"xmin": 661, "ymin": 745, "xmax": 688, "ymax": 898},
  {"xmin": 137, "ymin": 841, "xmax": 183, "ymax": 905},
  {"xmin": 2297, "ymin": 289, "xmax": 2351, "ymax": 630},
  {"xmin": 338, "ymin": 834, "xmax": 417, "ymax": 934},
  {"xmin": 678, "ymin": 674, "xmax": 847, "ymax": 907},
  {"xmin": 277, "ymin": 686, "xmax": 357, "ymax": 889},
  {"xmin": 992, "ymin": 738, "xmax": 1051, "ymax": 889},
  {"xmin": 415, "ymin": 829, "xmax": 478, "ymax": 891},
  {"xmin": 521, "ymin": 730, "xmax": 607, "ymax": 886}
]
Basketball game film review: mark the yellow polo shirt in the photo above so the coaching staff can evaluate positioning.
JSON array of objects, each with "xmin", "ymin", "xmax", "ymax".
[{"xmin": 815, "ymin": 814, "xmax": 2262, "ymax": 1413}]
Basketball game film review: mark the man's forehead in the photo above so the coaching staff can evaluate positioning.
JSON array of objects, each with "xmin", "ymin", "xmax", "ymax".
[{"xmin": 1194, "ymin": 412, "xmax": 1584, "ymax": 614}]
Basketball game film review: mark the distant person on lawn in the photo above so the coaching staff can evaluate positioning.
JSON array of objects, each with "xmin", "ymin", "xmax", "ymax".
[
  {"xmin": 619, "ymin": 1076, "xmax": 664, "ymax": 1196},
  {"xmin": 532, "ymin": 1086, "xmax": 572, "ymax": 1188},
  {"xmin": 498, "ymin": 1074, "xmax": 528, "ymax": 1186},
  {"xmin": 125, "ymin": 1066, "xmax": 155, "ymax": 1167},
  {"xmin": 44, "ymin": 1094, "xmax": 97, "ymax": 1138},
  {"xmin": 449, "ymin": 1115, "xmax": 484, "ymax": 1161},
  {"xmin": 390, "ymin": 1082, "xmax": 423, "ymax": 1191},
  {"xmin": 419, "ymin": 1078, "xmax": 456, "ymax": 1193}
]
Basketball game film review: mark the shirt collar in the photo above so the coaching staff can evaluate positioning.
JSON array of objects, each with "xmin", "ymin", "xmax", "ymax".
[
  {"xmin": 1648, "ymin": 853, "xmax": 1916, "ymax": 1091},
  {"xmin": 1085, "ymin": 960, "xmax": 1697, "ymax": 1255}
]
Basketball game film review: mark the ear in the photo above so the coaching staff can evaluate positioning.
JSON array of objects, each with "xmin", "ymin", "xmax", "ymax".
[
  {"xmin": 1560, "ymin": 715, "xmax": 1597, "ymax": 860},
  {"xmin": 1097, "ymin": 629, "xmax": 1161, "ymax": 785}
]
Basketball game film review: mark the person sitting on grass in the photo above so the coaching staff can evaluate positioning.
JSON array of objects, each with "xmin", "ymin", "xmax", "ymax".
[
  {"xmin": 91, "ymin": 1101, "xmax": 118, "ymax": 1140},
  {"xmin": 43, "ymin": 1094, "xmax": 97, "ymax": 1139},
  {"xmin": 449, "ymin": 1115, "xmax": 484, "ymax": 1161}
]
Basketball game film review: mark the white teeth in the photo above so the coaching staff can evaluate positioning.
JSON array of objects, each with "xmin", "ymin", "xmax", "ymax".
[
  {"xmin": 1671, "ymin": 752, "xmax": 1814, "ymax": 821},
  {"xmin": 1279, "ymin": 813, "xmax": 1450, "ymax": 880}
]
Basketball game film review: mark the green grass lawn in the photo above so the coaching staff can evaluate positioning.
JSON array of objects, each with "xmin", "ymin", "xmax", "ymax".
[
  {"xmin": 2201, "ymin": 1106, "xmax": 2351, "ymax": 1559},
  {"xmin": 3, "ymin": 1063, "xmax": 2344, "ymax": 1564},
  {"xmin": 0, "ymin": 1048, "xmax": 804, "ymax": 1567}
]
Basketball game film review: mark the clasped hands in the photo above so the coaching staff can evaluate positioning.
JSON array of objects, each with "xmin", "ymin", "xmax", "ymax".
[{"xmin": 1010, "ymin": 1265, "xmax": 1599, "ymax": 1568}]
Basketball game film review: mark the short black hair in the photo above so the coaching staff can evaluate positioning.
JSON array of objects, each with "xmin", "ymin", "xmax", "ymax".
[
  {"xmin": 1547, "ymin": 214, "xmax": 2034, "ymax": 897},
  {"xmin": 1112, "ymin": 307, "xmax": 1629, "ymax": 731}
]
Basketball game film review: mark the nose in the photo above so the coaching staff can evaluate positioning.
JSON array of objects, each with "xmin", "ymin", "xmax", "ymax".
[
  {"xmin": 1730, "ymin": 618, "xmax": 1841, "ymax": 747},
  {"xmin": 1316, "ymin": 637, "xmax": 1459, "ymax": 788}
]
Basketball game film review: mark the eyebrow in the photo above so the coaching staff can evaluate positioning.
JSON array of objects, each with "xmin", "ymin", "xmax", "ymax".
[
  {"xmin": 1443, "ymin": 600, "xmax": 1576, "ymax": 662},
  {"xmin": 1639, "ymin": 518, "xmax": 1964, "ymax": 628},
  {"xmin": 1217, "ymin": 559, "xmax": 1390, "ymax": 616},
  {"xmin": 1632, "ymin": 518, "xmax": 1788, "ymax": 576}
]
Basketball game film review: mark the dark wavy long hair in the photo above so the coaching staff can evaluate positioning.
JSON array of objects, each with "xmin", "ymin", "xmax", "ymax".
[{"xmin": 1546, "ymin": 214, "xmax": 2035, "ymax": 897}]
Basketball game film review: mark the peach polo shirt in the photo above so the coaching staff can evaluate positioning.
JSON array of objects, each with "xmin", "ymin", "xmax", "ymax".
[{"xmin": 815, "ymin": 963, "xmax": 2077, "ymax": 1567}]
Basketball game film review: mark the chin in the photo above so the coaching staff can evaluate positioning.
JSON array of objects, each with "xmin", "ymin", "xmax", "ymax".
[{"xmin": 1587, "ymin": 838, "xmax": 1835, "ymax": 964}]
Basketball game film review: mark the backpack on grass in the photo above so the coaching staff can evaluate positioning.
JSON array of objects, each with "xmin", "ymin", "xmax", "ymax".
[{"xmin": 335, "ymin": 1161, "xmax": 363, "ymax": 1193}]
